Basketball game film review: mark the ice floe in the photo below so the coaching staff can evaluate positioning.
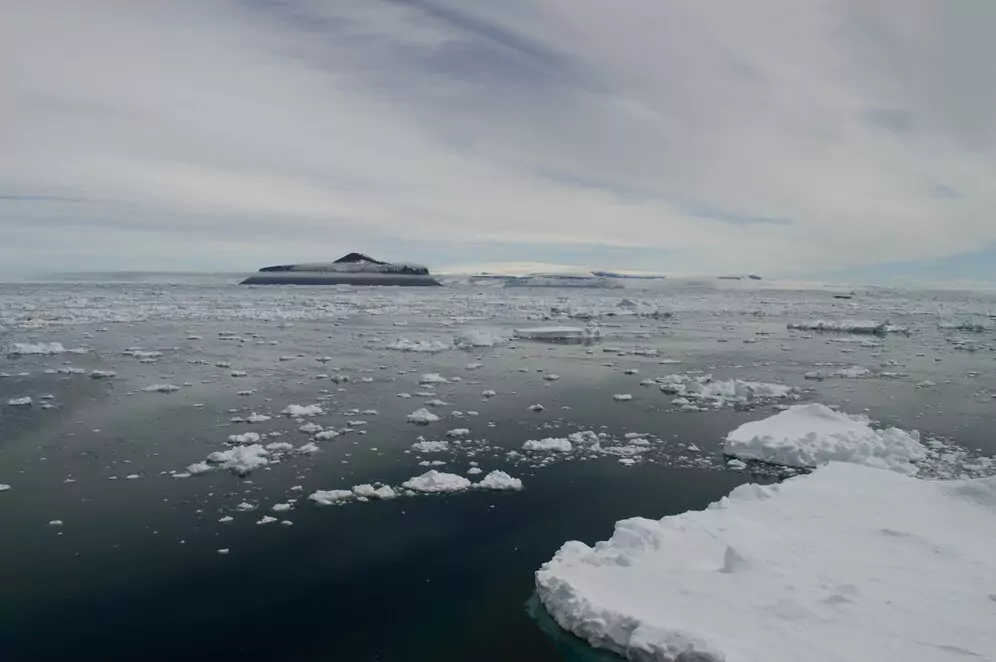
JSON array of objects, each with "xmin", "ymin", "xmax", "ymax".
[
  {"xmin": 407, "ymin": 408, "xmax": 441, "ymax": 424},
  {"xmin": 402, "ymin": 470, "xmax": 472, "ymax": 493},
  {"xmin": 724, "ymin": 403, "xmax": 925, "ymax": 474},
  {"xmin": 658, "ymin": 374, "xmax": 795, "ymax": 410},
  {"xmin": 536, "ymin": 462, "xmax": 996, "ymax": 662},
  {"xmin": 282, "ymin": 404, "xmax": 323, "ymax": 417}
]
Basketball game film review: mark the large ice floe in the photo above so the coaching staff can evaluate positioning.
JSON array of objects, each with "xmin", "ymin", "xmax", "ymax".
[
  {"xmin": 657, "ymin": 373, "xmax": 795, "ymax": 410},
  {"xmin": 725, "ymin": 403, "xmax": 926, "ymax": 474},
  {"xmin": 536, "ymin": 462, "xmax": 996, "ymax": 662}
]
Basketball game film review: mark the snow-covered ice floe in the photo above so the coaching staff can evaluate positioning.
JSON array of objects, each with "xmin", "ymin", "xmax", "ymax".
[
  {"xmin": 282, "ymin": 404, "xmax": 323, "ymax": 417},
  {"xmin": 513, "ymin": 324, "xmax": 601, "ymax": 343},
  {"xmin": 402, "ymin": 470, "xmax": 472, "ymax": 493},
  {"xmin": 787, "ymin": 319, "xmax": 907, "ymax": 335},
  {"xmin": 7, "ymin": 342, "xmax": 84, "ymax": 356},
  {"xmin": 386, "ymin": 338, "xmax": 452, "ymax": 353},
  {"xmin": 724, "ymin": 403, "xmax": 925, "ymax": 474},
  {"xmin": 143, "ymin": 383, "xmax": 181, "ymax": 393},
  {"xmin": 658, "ymin": 373, "xmax": 795, "ymax": 410},
  {"xmin": 536, "ymin": 462, "xmax": 996, "ymax": 662},
  {"xmin": 453, "ymin": 329, "xmax": 510, "ymax": 348},
  {"xmin": 407, "ymin": 408, "xmax": 441, "ymax": 425}
]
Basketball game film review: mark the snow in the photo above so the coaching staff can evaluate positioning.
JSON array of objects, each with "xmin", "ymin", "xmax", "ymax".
[
  {"xmin": 453, "ymin": 329, "xmax": 510, "ymax": 348},
  {"xmin": 402, "ymin": 470, "xmax": 472, "ymax": 493},
  {"xmin": 536, "ymin": 462, "xmax": 996, "ymax": 662},
  {"xmin": 476, "ymin": 470, "xmax": 523, "ymax": 491},
  {"xmin": 352, "ymin": 484, "xmax": 398, "ymax": 500},
  {"xmin": 282, "ymin": 404, "xmax": 323, "ymax": 417},
  {"xmin": 513, "ymin": 326, "xmax": 585, "ymax": 341},
  {"xmin": 407, "ymin": 408, "xmax": 440, "ymax": 424},
  {"xmin": 8, "ymin": 342, "xmax": 72, "ymax": 355},
  {"xmin": 143, "ymin": 384, "xmax": 181, "ymax": 393},
  {"xmin": 309, "ymin": 489, "xmax": 354, "ymax": 506},
  {"xmin": 724, "ymin": 404, "xmax": 926, "ymax": 474},
  {"xmin": 387, "ymin": 338, "xmax": 452, "ymax": 353},
  {"xmin": 412, "ymin": 440, "xmax": 449, "ymax": 452},
  {"xmin": 206, "ymin": 444, "xmax": 270, "ymax": 474},
  {"xmin": 7, "ymin": 397, "xmax": 32, "ymax": 406},
  {"xmin": 523, "ymin": 437, "xmax": 573, "ymax": 452}
]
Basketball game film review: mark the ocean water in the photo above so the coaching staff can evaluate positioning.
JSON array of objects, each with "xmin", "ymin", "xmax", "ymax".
[{"xmin": 2, "ymin": 278, "xmax": 995, "ymax": 661}]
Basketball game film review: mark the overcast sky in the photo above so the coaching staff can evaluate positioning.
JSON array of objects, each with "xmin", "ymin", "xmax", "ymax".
[{"xmin": 3, "ymin": 0, "xmax": 995, "ymax": 279}]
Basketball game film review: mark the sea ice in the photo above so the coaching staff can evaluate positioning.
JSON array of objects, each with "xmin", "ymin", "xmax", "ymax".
[
  {"xmin": 282, "ymin": 404, "xmax": 323, "ymax": 417},
  {"xmin": 7, "ymin": 397, "xmax": 32, "ymax": 406},
  {"xmin": 402, "ymin": 470, "xmax": 472, "ymax": 493},
  {"xmin": 89, "ymin": 370, "xmax": 116, "ymax": 379},
  {"xmin": 387, "ymin": 338, "xmax": 452, "ymax": 353},
  {"xmin": 419, "ymin": 373, "xmax": 449, "ymax": 385},
  {"xmin": 246, "ymin": 413, "xmax": 272, "ymax": 423},
  {"xmin": 453, "ymin": 329, "xmax": 510, "ymax": 348},
  {"xmin": 407, "ymin": 408, "xmax": 441, "ymax": 424},
  {"xmin": 352, "ymin": 484, "xmax": 398, "ymax": 500},
  {"xmin": 513, "ymin": 327, "xmax": 585, "ymax": 341},
  {"xmin": 536, "ymin": 462, "xmax": 996, "ymax": 662},
  {"xmin": 475, "ymin": 470, "xmax": 523, "ymax": 491},
  {"xmin": 206, "ymin": 444, "xmax": 270, "ymax": 475},
  {"xmin": 724, "ymin": 403, "xmax": 925, "ymax": 473},
  {"xmin": 658, "ymin": 374, "xmax": 794, "ymax": 409},
  {"xmin": 227, "ymin": 432, "xmax": 261, "ymax": 444},
  {"xmin": 143, "ymin": 384, "xmax": 181, "ymax": 393},
  {"xmin": 523, "ymin": 438, "xmax": 573, "ymax": 452},
  {"xmin": 412, "ymin": 440, "xmax": 450, "ymax": 453},
  {"xmin": 309, "ymin": 489, "xmax": 354, "ymax": 505},
  {"xmin": 8, "ymin": 342, "xmax": 73, "ymax": 355},
  {"xmin": 613, "ymin": 394, "xmax": 633, "ymax": 401}
]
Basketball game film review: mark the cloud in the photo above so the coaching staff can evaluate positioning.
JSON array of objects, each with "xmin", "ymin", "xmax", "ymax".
[{"xmin": 2, "ymin": 0, "xmax": 995, "ymax": 278}]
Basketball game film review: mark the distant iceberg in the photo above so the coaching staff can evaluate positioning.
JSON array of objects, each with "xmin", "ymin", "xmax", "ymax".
[
  {"xmin": 505, "ymin": 273, "xmax": 623, "ymax": 289},
  {"xmin": 591, "ymin": 271, "xmax": 666, "ymax": 280},
  {"xmin": 241, "ymin": 253, "xmax": 442, "ymax": 286}
]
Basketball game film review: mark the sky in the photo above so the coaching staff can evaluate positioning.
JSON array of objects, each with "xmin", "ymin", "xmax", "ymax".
[{"xmin": 3, "ymin": 0, "xmax": 996, "ymax": 280}]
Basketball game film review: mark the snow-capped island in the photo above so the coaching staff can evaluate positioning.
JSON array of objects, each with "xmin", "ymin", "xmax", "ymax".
[{"xmin": 241, "ymin": 252, "xmax": 443, "ymax": 286}]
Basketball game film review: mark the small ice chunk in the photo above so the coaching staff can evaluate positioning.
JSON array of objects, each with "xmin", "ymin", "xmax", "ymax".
[
  {"xmin": 314, "ymin": 429, "xmax": 339, "ymax": 441},
  {"xmin": 387, "ymin": 338, "xmax": 452, "ymax": 353},
  {"xmin": 446, "ymin": 428, "xmax": 470, "ymax": 438},
  {"xmin": 143, "ymin": 384, "xmax": 181, "ymax": 393},
  {"xmin": 419, "ymin": 373, "xmax": 449, "ymax": 385},
  {"xmin": 246, "ymin": 413, "xmax": 272, "ymax": 423},
  {"xmin": 227, "ymin": 432, "xmax": 262, "ymax": 444},
  {"xmin": 613, "ymin": 394, "xmax": 633, "ymax": 401},
  {"xmin": 9, "ymin": 342, "xmax": 70, "ymax": 355},
  {"xmin": 407, "ymin": 408, "xmax": 441, "ymax": 424},
  {"xmin": 272, "ymin": 503, "xmax": 293, "ymax": 512},
  {"xmin": 7, "ymin": 397, "xmax": 32, "ymax": 406},
  {"xmin": 48, "ymin": 520, "xmax": 64, "ymax": 527},
  {"xmin": 89, "ymin": 370, "xmax": 116, "ymax": 379},
  {"xmin": 256, "ymin": 516, "xmax": 278, "ymax": 525},
  {"xmin": 528, "ymin": 404, "xmax": 545, "ymax": 412},
  {"xmin": 206, "ymin": 444, "xmax": 270, "ymax": 474}
]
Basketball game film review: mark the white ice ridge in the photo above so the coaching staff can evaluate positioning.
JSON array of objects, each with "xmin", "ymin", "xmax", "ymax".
[
  {"xmin": 725, "ymin": 403, "xmax": 926, "ymax": 474},
  {"xmin": 536, "ymin": 462, "xmax": 996, "ymax": 662}
]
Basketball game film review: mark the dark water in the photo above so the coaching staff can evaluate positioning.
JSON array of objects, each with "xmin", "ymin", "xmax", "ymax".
[{"xmin": 3, "ymin": 284, "xmax": 996, "ymax": 661}]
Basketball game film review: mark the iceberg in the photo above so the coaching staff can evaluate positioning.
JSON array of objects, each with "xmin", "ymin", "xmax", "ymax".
[
  {"xmin": 505, "ymin": 273, "xmax": 623, "ymax": 289},
  {"xmin": 401, "ymin": 470, "xmax": 472, "ymax": 493},
  {"xmin": 241, "ymin": 252, "xmax": 442, "ymax": 286},
  {"xmin": 724, "ymin": 403, "xmax": 926, "ymax": 473},
  {"xmin": 536, "ymin": 462, "xmax": 996, "ymax": 662}
]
